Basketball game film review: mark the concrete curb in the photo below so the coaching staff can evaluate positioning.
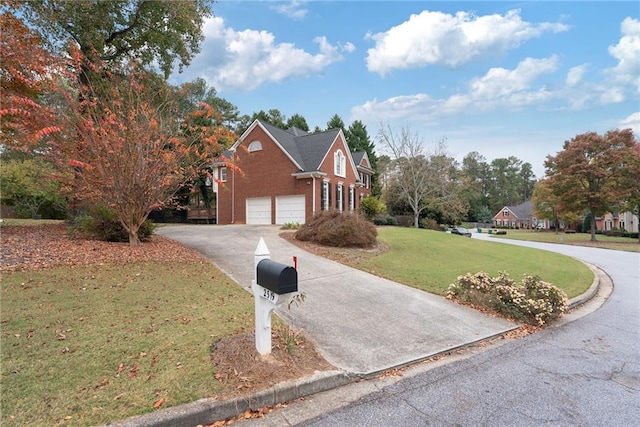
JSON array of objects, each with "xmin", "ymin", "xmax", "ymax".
[
  {"xmin": 568, "ymin": 261, "xmax": 603, "ymax": 310},
  {"xmin": 107, "ymin": 263, "xmax": 603, "ymax": 427},
  {"xmin": 106, "ymin": 370, "xmax": 352, "ymax": 427}
]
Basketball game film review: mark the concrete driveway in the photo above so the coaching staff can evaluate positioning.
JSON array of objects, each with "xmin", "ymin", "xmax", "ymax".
[{"xmin": 157, "ymin": 225, "xmax": 516, "ymax": 376}]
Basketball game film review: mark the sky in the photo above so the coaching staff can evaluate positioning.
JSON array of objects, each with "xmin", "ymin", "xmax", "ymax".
[{"xmin": 169, "ymin": 1, "xmax": 640, "ymax": 177}]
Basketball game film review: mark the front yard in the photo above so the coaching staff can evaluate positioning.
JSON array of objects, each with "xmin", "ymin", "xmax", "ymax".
[{"xmin": 2, "ymin": 222, "xmax": 596, "ymax": 425}]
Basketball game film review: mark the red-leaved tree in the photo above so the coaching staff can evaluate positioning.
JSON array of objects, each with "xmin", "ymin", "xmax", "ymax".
[
  {"xmin": 0, "ymin": 11, "xmax": 62, "ymax": 151},
  {"xmin": 544, "ymin": 129, "xmax": 639, "ymax": 242},
  {"xmin": 54, "ymin": 55, "xmax": 234, "ymax": 246}
]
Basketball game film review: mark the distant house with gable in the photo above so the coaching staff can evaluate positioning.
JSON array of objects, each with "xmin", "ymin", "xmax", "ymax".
[
  {"xmin": 210, "ymin": 119, "xmax": 373, "ymax": 225},
  {"xmin": 493, "ymin": 201, "xmax": 548, "ymax": 229}
]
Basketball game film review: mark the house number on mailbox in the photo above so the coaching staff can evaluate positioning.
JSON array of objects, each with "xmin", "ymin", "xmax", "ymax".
[{"xmin": 261, "ymin": 288, "xmax": 275, "ymax": 302}]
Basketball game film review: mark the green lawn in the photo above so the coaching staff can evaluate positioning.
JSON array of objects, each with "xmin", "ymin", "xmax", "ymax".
[
  {"xmin": 0, "ymin": 224, "xmax": 597, "ymax": 425},
  {"xmin": 1, "ymin": 261, "xmax": 254, "ymax": 426},
  {"xmin": 357, "ymin": 227, "xmax": 593, "ymax": 298},
  {"xmin": 486, "ymin": 229, "xmax": 640, "ymax": 252}
]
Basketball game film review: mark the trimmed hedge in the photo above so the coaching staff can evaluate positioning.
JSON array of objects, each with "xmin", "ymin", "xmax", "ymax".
[{"xmin": 295, "ymin": 210, "xmax": 377, "ymax": 248}]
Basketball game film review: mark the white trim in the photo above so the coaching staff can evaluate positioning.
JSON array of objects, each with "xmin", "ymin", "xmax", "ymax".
[
  {"xmin": 334, "ymin": 149, "xmax": 346, "ymax": 177},
  {"xmin": 232, "ymin": 120, "xmax": 304, "ymax": 170},
  {"xmin": 248, "ymin": 140, "xmax": 262, "ymax": 152}
]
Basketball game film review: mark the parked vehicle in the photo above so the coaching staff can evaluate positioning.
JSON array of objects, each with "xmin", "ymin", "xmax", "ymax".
[{"xmin": 451, "ymin": 227, "xmax": 472, "ymax": 237}]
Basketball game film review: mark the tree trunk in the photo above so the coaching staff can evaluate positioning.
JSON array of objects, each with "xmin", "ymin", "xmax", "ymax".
[
  {"xmin": 128, "ymin": 228, "xmax": 141, "ymax": 247},
  {"xmin": 590, "ymin": 210, "xmax": 597, "ymax": 242},
  {"xmin": 413, "ymin": 211, "xmax": 420, "ymax": 228}
]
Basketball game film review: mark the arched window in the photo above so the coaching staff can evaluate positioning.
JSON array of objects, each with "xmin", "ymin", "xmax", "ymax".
[
  {"xmin": 248, "ymin": 140, "xmax": 262, "ymax": 152},
  {"xmin": 334, "ymin": 150, "xmax": 346, "ymax": 177}
]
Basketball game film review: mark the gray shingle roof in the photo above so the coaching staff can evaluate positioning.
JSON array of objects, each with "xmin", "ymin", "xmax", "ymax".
[
  {"xmin": 258, "ymin": 120, "xmax": 340, "ymax": 172},
  {"xmin": 507, "ymin": 201, "xmax": 533, "ymax": 218}
]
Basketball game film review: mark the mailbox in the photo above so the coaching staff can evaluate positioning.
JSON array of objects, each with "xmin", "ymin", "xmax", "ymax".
[{"xmin": 257, "ymin": 259, "xmax": 298, "ymax": 294}]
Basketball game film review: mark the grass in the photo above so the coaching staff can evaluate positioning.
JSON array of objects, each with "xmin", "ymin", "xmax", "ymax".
[
  {"xmin": 0, "ymin": 218, "xmax": 64, "ymax": 227},
  {"xmin": 1, "ymin": 261, "xmax": 254, "ymax": 426},
  {"xmin": 487, "ymin": 229, "xmax": 640, "ymax": 252},
  {"xmin": 0, "ymin": 221, "xmax": 611, "ymax": 425},
  {"xmin": 355, "ymin": 227, "xmax": 593, "ymax": 298}
]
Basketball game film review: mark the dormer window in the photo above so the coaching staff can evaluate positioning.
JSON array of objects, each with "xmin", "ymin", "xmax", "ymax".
[
  {"xmin": 248, "ymin": 140, "xmax": 262, "ymax": 152},
  {"xmin": 334, "ymin": 150, "xmax": 346, "ymax": 177}
]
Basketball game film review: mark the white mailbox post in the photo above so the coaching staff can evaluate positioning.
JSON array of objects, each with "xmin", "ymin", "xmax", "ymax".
[{"xmin": 252, "ymin": 238, "xmax": 298, "ymax": 356}]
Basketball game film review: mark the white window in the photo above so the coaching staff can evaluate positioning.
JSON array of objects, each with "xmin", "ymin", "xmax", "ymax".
[
  {"xmin": 248, "ymin": 140, "xmax": 262, "ymax": 152},
  {"xmin": 334, "ymin": 150, "xmax": 346, "ymax": 177},
  {"xmin": 321, "ymin": 181, "xmax": 330, "ymax": 211},
  {"xmin": 503, "ymin": 210, "xmax": 509, "ymax": 217},
  {"xmin": 220, "ymin": 167, "xmax": 227, "ymax": 182},
  {"xmin": 336, "ymin": 184, "xmax": 343, "ymax": 211}
]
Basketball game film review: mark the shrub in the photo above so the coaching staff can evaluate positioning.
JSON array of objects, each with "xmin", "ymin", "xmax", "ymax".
[
  {"xmin": 70, "ymin": 205, "xmax": 156, "ymax": 242},
  {"xmin": 358, "ymin": 196, "xmax": 386, "ymax": 220},
  {"xmin": 295, "ymin": 210, "xmax": 377, "ymax": 248},
  {"xmin": 447, "ymin": 271, "xmax": 568, "ymax": 326},
  {"xmin": 373, "ymin": 214, "xmax": 398, "ymax": 226},
  {"xmin": 280, "ymin": 222, "xmax": 301, "ymax": 230},
  {"xmin": 419, "ymin": 218, "xmax": 441, "ymax": 231}
]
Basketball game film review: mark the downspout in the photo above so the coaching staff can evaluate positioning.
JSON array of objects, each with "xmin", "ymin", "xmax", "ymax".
[{"xmin": 231, "ymin": 151, "xmax": 235, "ymax": 224}]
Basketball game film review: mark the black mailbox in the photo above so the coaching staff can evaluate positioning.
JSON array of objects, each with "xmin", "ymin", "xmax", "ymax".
[{"xmin": 257, "ymin": 259, "xmax": 298, "ymax": 294}]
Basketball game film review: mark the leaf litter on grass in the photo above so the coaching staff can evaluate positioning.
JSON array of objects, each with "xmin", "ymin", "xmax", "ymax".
[{"xmin": 0, "ymin": 224, "xmax": 334, "ymax": 426}]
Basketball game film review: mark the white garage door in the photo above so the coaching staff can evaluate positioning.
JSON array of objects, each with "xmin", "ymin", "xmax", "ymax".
[
  {"xmin": 246, "ymin": 197, "xmax": 272, "ymax": 224},
  {"xmin": 276, "ymin": 195, "xmax": 306, "ymax": 225}
]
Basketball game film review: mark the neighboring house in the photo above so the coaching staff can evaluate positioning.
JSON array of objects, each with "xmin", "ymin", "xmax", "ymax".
[
  {"xmin": 492, "ymin": 201, "xmax": 546, "ymax": 229},
  {"xmin": 595, "ymin": 211, "xmax": 639, "ymax": 233},
  {"xmin": 212, "ymin": 119, "xmax": 373, "ymax": 225}
]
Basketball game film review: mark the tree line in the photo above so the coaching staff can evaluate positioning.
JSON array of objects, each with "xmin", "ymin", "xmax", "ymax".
[{"xmin": 2, "ymin": 2, "xmax": 638, "ymax": 245}]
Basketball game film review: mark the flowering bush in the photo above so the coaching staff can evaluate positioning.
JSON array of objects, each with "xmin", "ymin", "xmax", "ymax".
[{"xmin": 447, "ymin": 271, "xmax": 568, "ymax": 326}]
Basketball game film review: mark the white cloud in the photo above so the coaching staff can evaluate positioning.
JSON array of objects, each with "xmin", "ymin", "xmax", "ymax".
[
  {"xmin": 619, "ymin": 112, "xmax": 640, "ymax": 134},
  {"xmin": 469, "ymin": 56, "xmax": 558, "ymax": 103},
  {"xmin": 599, "ymin": 86, "xmax": 625, "ymax": 104},
  {"xmin": 271, "ymin": 0, "xmax": 308, "ymax": 20},
  {"xmin": 366, "ymin": 9, "xmax": 569, "ymax": 75},
  {"xmin": 352, "ymin": 56, "xmax": 559, "ymax": 123},
  {"xmin": 606, "ymin": 17, "xmax": 640, "ymax": 91},
  {"xmin": 566, "ymin": 65, "xmax": 587, "ymax": 87},
  {"xmin": 188, "ymin": 17, "xmax": 349, "ymax": 91},
  {"xmin": 340, "ymin": 41, "xmax": 356, "ymax": 53},
  {"xmin": 351, "ymin": 94, "xmax": 439, "ymax": 123}
]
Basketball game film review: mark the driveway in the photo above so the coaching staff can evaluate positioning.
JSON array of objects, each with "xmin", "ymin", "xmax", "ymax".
[
  {"xmin": 269, "ymin": 234, "xmax": 640, "ymax": 426},
  {"xmin": 157, "ymin": 225, "xmax": 516, "ymax": 376}
]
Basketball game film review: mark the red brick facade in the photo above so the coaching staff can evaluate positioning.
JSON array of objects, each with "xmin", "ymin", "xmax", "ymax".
[{"xmin": 215, "ymin": 120, "xmax": 371, "ymax": 225}]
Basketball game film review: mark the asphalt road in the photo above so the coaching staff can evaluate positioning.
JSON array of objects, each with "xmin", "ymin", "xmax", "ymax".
[{"xmin": 241, "ymin": 235, "xmax": 640, "ymax": 426}]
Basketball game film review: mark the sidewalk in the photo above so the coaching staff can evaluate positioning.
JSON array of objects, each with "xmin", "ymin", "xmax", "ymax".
[{"xmin": 110, "ymin": 225, "xmax": 520, "ymax": 426}]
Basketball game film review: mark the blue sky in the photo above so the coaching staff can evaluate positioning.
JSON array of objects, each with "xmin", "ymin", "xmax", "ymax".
[{"xmin": 170, "ymin": 1, "xmax": 640, "ymax": 177}]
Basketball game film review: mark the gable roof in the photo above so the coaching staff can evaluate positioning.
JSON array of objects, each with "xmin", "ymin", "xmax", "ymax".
[
  {"xmin": 493, "ymin": 201, "xmax": 534, "ymax": 219},
  {"xmin": 352, "ymin": 151, "xmax": 373, "ymax": 172},
  {"xmin": 234, "ymin": 119, "xmax": 362, "ymax": 177}
]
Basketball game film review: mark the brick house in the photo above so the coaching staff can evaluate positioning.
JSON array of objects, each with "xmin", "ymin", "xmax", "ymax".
[
  {"xmin": 595, "ymin": 211, "xmax": 639, "ymax": 232},
  {"xmin": 492, "ymin": 201, "xmax": 546, "ymax": 229},
  {"xmin": 212, "ymin": 119, "xmax": 373, "ymax": 225}
]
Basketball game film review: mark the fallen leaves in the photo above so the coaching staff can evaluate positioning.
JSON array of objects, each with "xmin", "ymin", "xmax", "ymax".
[
  {"xmin": 199, "ymin": 404, "xmax": 287, "ymax": 426},
  {"xmin": 210, "ymin": 331, "xmax": 334, "ymax": 401},
  {"xmin": 115, "ymin": 363, "xmax": 140, "ymax": 378},
  {"xmin": 153, "ymin": 398, "xmax": 164, "ymax": 409},
  {"xmin": 0, "ymin": 224, "xmax": 209, "ymax": 273}
]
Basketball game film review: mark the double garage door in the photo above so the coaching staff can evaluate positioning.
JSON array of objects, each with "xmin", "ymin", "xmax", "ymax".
[{"xmin": 246, "ymin": 196, "xmax": 305, "ymax": 225}]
